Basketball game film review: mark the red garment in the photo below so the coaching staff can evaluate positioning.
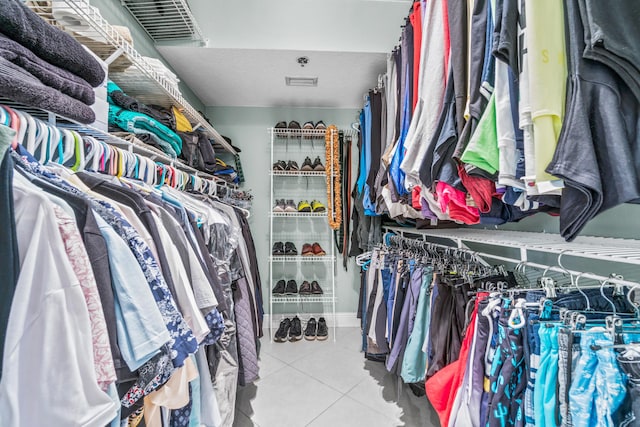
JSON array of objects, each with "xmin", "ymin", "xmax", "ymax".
[
  {"xmin": 435, "ymin": 181, "xmax": 480, "ymax": 224},
  {"xmin": 442, "ymin": 0, "xmax": 451, "ymax": 81},
  {"xmin": 457, "ymin": 164, "xmax": 497, "ymax": 213},
  {"xmin": 410, "ymin": 1, "xmax": 422, "ymax": 112},
  {"xmin": 425, "ymin": 293, "xmax": 487, "ymax": 427},
  {"xmin": 412, "ymin": 185, "xmax": 422, "ymax": 210}
]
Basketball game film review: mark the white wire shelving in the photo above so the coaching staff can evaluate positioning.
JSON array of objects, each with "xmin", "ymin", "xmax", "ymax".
[
  {"xmin": 269, "ymin": 127, "xmax": 338, "ymax": 342},
  {"xmin": 120, "ymin": 0, "xmax": 206, "ymax": 43},
  {"xmin": 383, "ymin": 226, "xmax": 640, "ymax": 289},
  {"xmin": 29, "ymin": 0, "xmax": 236, "ymax": 154},
  {"xmin": 272, "ymin": 295, "xmax": 336, "ymax": 304},
  {"xmin": 269, "ymin": 256, "xmax": 335, "ymax": 263},
  {"xmin": 270, "ymin": 212, "xmax": 327, "ymax": 218},
  {"xmin": 270, "ymin": 171, "xmax": 327, "ymax": 177},
  {"xmin": 272, "ymin": 128, "xmax": 328, "ymax": 139}
]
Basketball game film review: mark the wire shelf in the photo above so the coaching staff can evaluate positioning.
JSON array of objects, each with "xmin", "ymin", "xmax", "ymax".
[
  {"xmin": 121, "ymin": 0, "xmax": 205, "ymax": 42},
  {"xmin": 269, "ymin": 128, "xmax": 327, "ymax": 139},
  {"xmin": 269, "ymin": 256, "xmax": 335, "ymax": 263},
  {"xmin": 29, "ymin": 0, "xmax": 235, "ymax": 154},
  {"xmin": 271, "ymin": 295, "xmax": 336, "ymax": 304},
  {"xmin": 271, "ymin": 171, "xmax": 327, "ymax": 177},
  {"xmin": 271, "ymin": 212, "xmax": 327, "ymax": 218},
  {"xmin": 384, "ymin": 227, "xmax": 640, "ymax": 266}
]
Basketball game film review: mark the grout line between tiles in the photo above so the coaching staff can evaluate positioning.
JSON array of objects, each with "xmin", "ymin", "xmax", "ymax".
[
  {"xmin": 286, "ymin": 361, "xmax": 347, "ymax": 395},
  {"xmin": 303, "ymin": 393, "xmax": 349, "ymax": 426}
]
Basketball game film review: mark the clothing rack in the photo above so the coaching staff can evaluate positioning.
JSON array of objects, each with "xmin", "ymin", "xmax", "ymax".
[
  {"xmin": 382, "ymin": 226, "xmax": 640, "ymax": 292},
  {"xmin": 0, "ymin": 104, "xmax": 243, "ymax": 198}
]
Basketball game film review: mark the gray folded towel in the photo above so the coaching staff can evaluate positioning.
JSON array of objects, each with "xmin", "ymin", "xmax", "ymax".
[
  {"xmin": 0, "ymin": 57, "xmax": 95, "ymax": 124},
  {"xmin": 0, "ymin": 33, "xmax": 95, "ymax": 105},
  {"xmin": 0, "ymin": 0, "xmax": 105, "ymax": 87}
]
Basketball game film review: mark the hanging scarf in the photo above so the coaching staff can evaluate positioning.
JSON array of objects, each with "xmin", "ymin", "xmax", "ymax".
[{"xmin": 325, "ymin": 125, "xmax": 342, "ymax": 230}]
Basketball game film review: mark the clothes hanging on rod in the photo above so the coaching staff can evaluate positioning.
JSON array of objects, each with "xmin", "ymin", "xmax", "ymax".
[
  {"xmin": 0, "ymin": 116, "xmax": 262, "ymax": 427},
  {"xmin": 352, "ymin": 0, "xmax": 640, "ymax": 247},
  {"xmin": 358, "ymin": 231, "xmax": 640, "ymax": 427}
]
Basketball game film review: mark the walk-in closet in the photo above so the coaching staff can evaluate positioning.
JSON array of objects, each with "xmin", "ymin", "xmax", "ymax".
[{"xmin": 1, "ymin": 0, "xmax": 639, "ymax": 426}]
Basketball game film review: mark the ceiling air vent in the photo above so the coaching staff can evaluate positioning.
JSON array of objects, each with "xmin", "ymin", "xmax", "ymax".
[{"xmin": 285, "ymin": 77, "xmax": 318, "ymax": 87}]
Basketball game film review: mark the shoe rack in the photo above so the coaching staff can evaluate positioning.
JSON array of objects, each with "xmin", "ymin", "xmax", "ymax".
[{"xmin": 268, "ymin": 126, "xmax": 337, "ymax": 342}]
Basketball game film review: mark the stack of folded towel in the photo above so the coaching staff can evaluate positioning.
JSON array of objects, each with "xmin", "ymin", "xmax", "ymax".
[
  {"xmin": 107, "ymin": 81, "xmax": 183, "ymax": 157},
  {"xmin": 0, "ymin": 0, "xmax": 105, "ymax": 123}
]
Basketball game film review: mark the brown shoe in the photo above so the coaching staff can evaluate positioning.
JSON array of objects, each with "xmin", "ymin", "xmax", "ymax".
[
  {"xmin": 311, "ymin": 281, "xmax": 323, "ymax": 295},
  {"xmin": 301, "ymin": 243, "xmax": 314, "ymax": 256},
  {"xmin": 312, "ymin": 242, "xmax": 326, "ymax": 256},
  {"xmin": 299, "ymin": 281, "xmax": 312, "ymax": 295}
]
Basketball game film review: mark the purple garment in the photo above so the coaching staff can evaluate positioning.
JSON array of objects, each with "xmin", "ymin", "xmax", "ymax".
[
  {"xmin": 420, "ymin": 197, "xmax": 438, "ymax": 220},
  {"xmin": 386, "ymin": 266, "xmax": 424, "ymax": 375}
]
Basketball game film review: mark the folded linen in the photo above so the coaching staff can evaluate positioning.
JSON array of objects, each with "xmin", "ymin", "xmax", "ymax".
[
  {"xmin": 0, "ymin": 33, "xmax": 95, "ymax": 105},
  {"xmin": 0, "ymin": 57, "xmax": 95, "ymax": 123},
  {"xmin": 0, "ymin": 0, "xmax": 105, "ymax": 87},
  {"xmin": 108, "ymin": 104, "xmax": 182, "ymax": 156},
  {"xmin": 107, "ymin": 81, "xmax": 176, "ymax": 131}
]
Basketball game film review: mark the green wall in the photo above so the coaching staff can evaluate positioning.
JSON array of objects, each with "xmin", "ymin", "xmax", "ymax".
[
  {"xmin": 206, "ymin": 106, "xmax": 362, "ymax": 316},
  {"xmin": 91, "ymin": 0, "xmax": 205, "ymax": 111}
]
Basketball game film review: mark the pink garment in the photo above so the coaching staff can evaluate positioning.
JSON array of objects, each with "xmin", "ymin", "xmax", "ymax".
[
  {"xmin": 435, "ymin": 181, "xmax": 480, "ymax": 224},
  {"xmin": 53, "ymin": 205, "xmax": 116, "ymax": 390}
]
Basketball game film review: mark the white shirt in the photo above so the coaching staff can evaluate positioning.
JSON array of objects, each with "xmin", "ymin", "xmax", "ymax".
[{"xmin": 0, "ymin": 179, "xmax": 118, "ymax": 427}]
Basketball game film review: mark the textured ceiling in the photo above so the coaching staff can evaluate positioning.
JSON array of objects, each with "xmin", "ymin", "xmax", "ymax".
[
  {"xmin": 157, "ymin": 47, "xmax": 388, "ymax": 108},
  {"xmin": 157, "ymin": 0, "xmax": 411, "ymax": 108}
]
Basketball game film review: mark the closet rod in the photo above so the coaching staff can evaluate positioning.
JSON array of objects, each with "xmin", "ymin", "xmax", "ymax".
[{"xmin": 385, "ymin": 233, "xmax": 640, "ymax": 289}]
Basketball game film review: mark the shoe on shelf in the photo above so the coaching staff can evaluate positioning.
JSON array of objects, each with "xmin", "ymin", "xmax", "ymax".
[
  {"xmin": 314, "ymin": 121, "xmax": 326, "ymax": 130},
  {"xmin": 304, "ymin": 318, "xmax": 317, "ymax": 341},
  {"xmin": 312, "ymin": 242, "xmax": 326, "ymax": 256},
  {"xmin": 273, "ymin": 199, "xmax": 286, "ymax": 212},
  {"xmin": 311, "ymin": 280, "xmax": 323, "ymax": 295},
  {"xmin": 316, "ymin": 317, "xmax": 328, "ymax": 341},
  {"xmin": 272, "ymin": 242, "xmax": 285, "ymax": 255},
  {"xmin": 311, "ymin": 200, "xmax": 326, "ymax": 212},
  {"xmin": 274, "ymin": 318, "xmax": 291, "ymax": 342},
  {"xmin": 274, "ymin": 121, "xmax": 287, "ymax": 135},
  {"xmin": 303, "ymin": 121, "xmax": 314, "ymax": 130},
  {"xmin": 286, "ymin": 160, "xmax": 299, "ymax": 171},
  {"xmin": 284, "ymin": 200, "xmax": 297, "ymax": 213},
  {"xmin": 272, "ymin": 160, "xmax": 287, "ymax": 171},
  {"xmin": 289, "ymin": 316, "xmax": 303, "ymax": 342},
  {"xmin": 312, "ymin": 156, "xmax": 325, "ymax": 171},
  {"xmin": 288, "ymin": 120, "xmax": 301, "ymax": 130},
  {"xmin": 297, "ymin": 200, "xmax": 312, "ymax": 212},
  {"xmin": 301, "ymin": 243, "xmax": 314, "ymax": 256},
  {"xmin": 300, "ymin": 156, "xmax": 314, "ymax": 171},
  {"xmin": 285, "ymin": 280, "xmax": 298, "ymax": 294},
  {"xmin": 284, "ymin": 241, "xmax": 298, "ymax": 255},
  {"xmin": 272, "ymin": 279, "xmax": 286, "ymax": 294},
  {"xmin": 299, "ymin": 281, "xmax": 312, "ymax": 295}
]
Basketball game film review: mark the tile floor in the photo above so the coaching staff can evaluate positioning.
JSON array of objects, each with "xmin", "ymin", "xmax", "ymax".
[{"xmin": 233, "ymin": 327, "xmax": 440, "ymax": 427}]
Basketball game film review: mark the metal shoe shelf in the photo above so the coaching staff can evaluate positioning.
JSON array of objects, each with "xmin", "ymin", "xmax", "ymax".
[
  {"xmin": 270, "ymin": 171, "xmax": 327, "ymax": 177},
  {"xmin": 30, "ymin": 0, "xmax": 236, "ymax": 154},
  {"xmin": 270, "ymin": 212, "xmax": 327, "ymax": 218},
  {"xmin": 269, "ymin": 256, "xmax": 336, "ymax": 263},
  {"xmin": 269, "ymin": 127, "xmax": 338, "ymax": 342}
]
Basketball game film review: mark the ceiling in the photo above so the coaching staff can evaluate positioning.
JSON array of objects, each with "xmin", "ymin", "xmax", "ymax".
[{"xmin": 157, "ymin": 0, "xmax": 412, "ymax": 109}]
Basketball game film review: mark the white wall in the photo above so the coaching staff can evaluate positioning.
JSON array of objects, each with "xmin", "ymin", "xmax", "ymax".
[{"xmin": 207, "ymin": 106, "xmax": 362, "ymax": 317}]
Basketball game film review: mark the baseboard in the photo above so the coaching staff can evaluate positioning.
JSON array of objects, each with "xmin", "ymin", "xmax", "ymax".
[{"xmin": 263, "ymin": 312, "xmax": 360, "ymax": 328}]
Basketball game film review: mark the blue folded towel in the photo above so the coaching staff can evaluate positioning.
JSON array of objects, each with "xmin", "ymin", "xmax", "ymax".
[{"xmin": 109, "ymin": 104, "xmax": 182, "ymax": 156}]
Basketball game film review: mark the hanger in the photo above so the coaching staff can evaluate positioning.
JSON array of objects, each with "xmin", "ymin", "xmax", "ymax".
[
  {"xmin": 14, "ymin": 110, "xmax": 27, "ymax": 149},
  {"xmin": 2, "ymin": 106, "xmax": 20, "ymax": 149}
]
